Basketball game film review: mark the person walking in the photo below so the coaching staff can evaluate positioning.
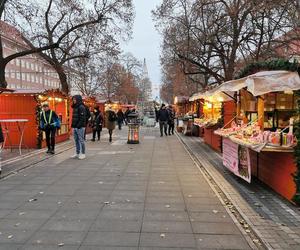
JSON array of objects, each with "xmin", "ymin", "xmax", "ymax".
[
  {"xmin": 157, "ymin": 104, "xmax": 170, "ymax": 137},
  {"xmin": 91, "ymin": 106, "xmax": 103, "ymax": 141},
  {"xmin": 168, "ymin": 105, "xmax": 176, "ymax": 135},
  {"xmin": 117, "ymin": 109, "xmax": 125, "ymax": 130},
  {"xmin": 105, "ymin": 106, "xmax": 117, "ymax": 142},
  {"xmin": 124, "ymin": 107, "xmax": 131, "ymax": 125},
  {"xmin": 39, "ymin": 103, "xmax": 60, "ymax": 154},
  {"xmin": 71, "ymin": 95, "xmax": 87, "ymax": 160}
]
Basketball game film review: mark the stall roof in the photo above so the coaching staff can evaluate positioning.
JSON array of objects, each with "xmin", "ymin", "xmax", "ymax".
[
  {"xmin": 212, "ymin": 70, "xmax": 300, "ymax": 97},
  {"xmin": 189, "ymin": 70, "xmax": 300, "ymax": 101}
]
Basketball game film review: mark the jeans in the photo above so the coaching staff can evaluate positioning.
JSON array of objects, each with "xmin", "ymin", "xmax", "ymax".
[
  {"xmin": 159, "ymin": 121, "xmax": 168, "ymax": 136},
  {"xmin": 45, "ymin": 128, "xmax": 56, "ymax": 150},
  {"xmin": 73, "ymin": 128, "xmax": 85, "ymax": 154}
]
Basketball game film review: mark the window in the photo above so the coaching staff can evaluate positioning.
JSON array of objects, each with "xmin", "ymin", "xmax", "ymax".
[
  {"xmin": 27, "ymin": 73, "xmax": 30, "ymax": 82},
  {"xmin": 31, "ymin": 74, "xmax": 35, "ymax": 83},
  {"xmin": 22, "ymin": 73, "xmax": 26, "ymax": 81},
  {"xmin": 11, "ymin": 71, "xmax": 15, "ymax": 79},
  {"xmin": 5, "ymin": 69, "xmax": 9, "ymax": 78},
  {"xmin": 16, "ymin": 72, "xmax": 20, "ymax": 79},
  {"xmin": 26, "ymin": 62, "xmax": 30, "ymax": 69},
  {"xmin": 21, "ymin": 60, "xmax": 25, "ymax": 68},
  {"xmin": 16, "ymin": 59, "xmax": 20, "ymax": 66},
  {"xmin": 31, "ymin": 63, "xmax": 34, "ymax": 70},
  {"xmin": 35, "ymin": 64, "xmax": 39, "ymax": 71}
]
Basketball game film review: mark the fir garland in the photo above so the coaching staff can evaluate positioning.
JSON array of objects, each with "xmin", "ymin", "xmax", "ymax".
[
  {"xmin": 236, "ymin": 59, "xmax": 300, "ymax": 79},
  {"xmin": 293, "ymin": 90, "xmax": 300, "ymax": 205}
]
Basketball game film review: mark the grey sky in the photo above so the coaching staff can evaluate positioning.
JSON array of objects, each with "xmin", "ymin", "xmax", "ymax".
[{"xmin": 121, "ymin": 0, "xmax": 162, "ymax": 98}]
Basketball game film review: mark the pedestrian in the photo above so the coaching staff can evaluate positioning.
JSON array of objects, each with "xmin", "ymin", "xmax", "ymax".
[
  {"xmin": 168, "ymin": 105, "xmax": 176, "ymax": 135},
  {"xmin": 71, "ymin": 95, "xmax": 87, "ymax": 160},
  {"xmin": 39, "ymin": 103, "xmax": 60, "ymax": 154},
  {"xmin": 91, "ymin": 106, "xmax": 103, "ymax": 141},
  {"xmin": 124, "ymin": 107, "xmax": 131, "ymax": 125},
  {"xmin": 105, "ymin": 106, "xmax": 117, "ymax": 142},
  {"xmin": 157, "ymin": 104, "xmax": 170, "ymax": 137},
  {"xmin": 117, "ymin": 109, "xmax": 125, "ymax": 130}
]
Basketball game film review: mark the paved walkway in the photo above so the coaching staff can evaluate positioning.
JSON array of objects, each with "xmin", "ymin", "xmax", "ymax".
[
  {"xmin": 0, "ymin": 127, "xmax": 252, "ymax": 249},
  {"xmin": 178, "ymin": 134, "xmax": 300, "ymax": 250}
]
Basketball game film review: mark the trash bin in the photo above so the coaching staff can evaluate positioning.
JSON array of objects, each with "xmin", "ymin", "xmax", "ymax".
[{"xmin": 127, "ymin": 113, "xmax": 140, "ymax": 144}]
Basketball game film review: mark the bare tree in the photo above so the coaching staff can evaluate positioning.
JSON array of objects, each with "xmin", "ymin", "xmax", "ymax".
[
  {"xmin": 153, "ymin": 0, "xmax": 300, "ymax": 90},
  {"xmin": 0, "ymin": 0, "xmax": 134, "ymax": 93}
]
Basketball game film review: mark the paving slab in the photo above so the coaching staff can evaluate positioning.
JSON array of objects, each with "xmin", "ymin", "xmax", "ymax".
[{"xmin": 0, "ymin": 128, "xmax": 252, "ymax": 249}]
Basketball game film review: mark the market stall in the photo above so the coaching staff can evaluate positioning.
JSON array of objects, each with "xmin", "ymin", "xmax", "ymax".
[
  {"xmin": 0, "ymin": 89, "xmax": 70, "ymax": 149},
  {"xmin": 174, "ymin": 96, "xmax": 190, "ymax": 133},
  {"xmin": 213, "ymin": 64, "xmax": 300, "ymax": 203}
]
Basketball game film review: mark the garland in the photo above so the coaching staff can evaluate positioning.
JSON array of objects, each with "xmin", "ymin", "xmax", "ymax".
[
  {"xmin": 237, "ymin": 59, "xmax": 300, "ymax": 205},
  {"xmin": 293, "ymin": 90, "xmax": 300, "ymax": 205},
  {"xmin": 236, "ymin": 59, "xmax": 300, "ymax": 79}
]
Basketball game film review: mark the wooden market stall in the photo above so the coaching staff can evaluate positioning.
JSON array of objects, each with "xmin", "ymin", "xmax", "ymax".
[
  {"xmin": 0, "ymin": 89, "xmax": 70, "ymax": 149},
  {"xmin": 212, "ymin": 62, "xmax": 300, "ymax": 203},
  {"xmin": 191, "ymin": 91, "xmax": 236, "ymax": 152}
]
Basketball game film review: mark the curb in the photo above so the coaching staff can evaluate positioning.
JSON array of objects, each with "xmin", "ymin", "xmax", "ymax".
[{"xmin": 176, "ymin": 132, "xmax": 269, "ymax": 250}]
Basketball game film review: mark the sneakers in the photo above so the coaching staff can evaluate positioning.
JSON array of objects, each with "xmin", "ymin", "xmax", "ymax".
[
  {"xmin": 78, "ymin": 154, "xmax": 86, "ymax": 160},
  {"xmin": 70, "ymin": 154, "xmax": 79, "ymax": 159}
]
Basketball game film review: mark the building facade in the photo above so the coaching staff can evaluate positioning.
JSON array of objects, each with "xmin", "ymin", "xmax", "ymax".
[{"xmin": 0, "ymin": 21, "xmax": 61, "ymax": 90}]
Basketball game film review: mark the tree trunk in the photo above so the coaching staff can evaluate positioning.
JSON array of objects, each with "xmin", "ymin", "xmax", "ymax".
[
  {"xmin": 55, "ymin": 65, "xmax": 69, "ymax": 94},
  {"xmin": 0, "ymin": 61, "xmax": 7, "ymax": 88}
]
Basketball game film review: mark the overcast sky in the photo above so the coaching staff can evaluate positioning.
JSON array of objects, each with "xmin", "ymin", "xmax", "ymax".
[{"xmin": 121, "ymin": 0, "xmax": 162, "ymax": 99}]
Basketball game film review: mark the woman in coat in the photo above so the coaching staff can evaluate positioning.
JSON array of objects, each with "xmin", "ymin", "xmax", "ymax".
[
  {"xmin": 105, "ymin": 106, "xmax": 116, "ymax": 142},
  {"xmin": 91, "ymin": 106, "xmax": 103, "ymax": 141}
]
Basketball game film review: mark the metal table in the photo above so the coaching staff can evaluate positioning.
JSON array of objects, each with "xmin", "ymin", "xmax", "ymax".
[{"xmin": 0, "ymin": 119, "xmax": 29, "ymax": 155}]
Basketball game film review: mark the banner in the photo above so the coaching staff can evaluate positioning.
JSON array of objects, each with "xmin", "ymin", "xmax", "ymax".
[{"xmin": 223, "ymin": 138, "xmax": 251, "ymax": 183}]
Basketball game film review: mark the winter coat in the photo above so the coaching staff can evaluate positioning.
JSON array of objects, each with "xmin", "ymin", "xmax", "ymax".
[
  {"xmin": 105, "ymin": 110, "xmax": 116, "ymax": 130},
  {"xmin": 157, "ymin": 108, "xmax": 170, "ymax": 122},
  {"xmin": 91, "ymin": 111, "xmax": 103, "ymax": 131},
  {"xmin": 168, "ymin": 109, "xmax": 176, "ymax": 125},
  {"xmin": 71, "ymin": 95, "xmax": 87, "ymax": 129},
  {"xmin": 117, "ymin": 111, "xmax": 125, "ymax": 123},
  {"xmin": 39, "ymin": 110, "xmax": 60, "ymax": 130},
  {"xmin": 0, "ymin": 124, "xmax": 4, "ymax": 143}
]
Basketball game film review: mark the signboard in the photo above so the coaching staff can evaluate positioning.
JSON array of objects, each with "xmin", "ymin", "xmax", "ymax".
[{"xmin": 223, "ymin": 138, "xmax": 251, "ymax": 183}]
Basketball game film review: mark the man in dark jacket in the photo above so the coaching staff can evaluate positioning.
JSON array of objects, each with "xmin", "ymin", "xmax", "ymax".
[
  {"xmin": 117, "ymin": 109, "xmax": 125, "ymax": 130},
  {"xmin": 167, "ymin": 105, "xmax": 176, "ymax": 135},
  {"xmin": 157, "ymin": 104, "xmax": 170, "ymax": 137},
  {"xmin": 71, "ymin": 95, "xmax": 87, "ymax": 160},
  {"xmin": 39, "ymin": 103, "xmax": 60, "ymax": 154}
]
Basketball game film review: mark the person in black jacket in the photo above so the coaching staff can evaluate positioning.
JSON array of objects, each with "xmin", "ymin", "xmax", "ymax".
[
  {"xmin": 39, "ymin": 103, "xmax": 60, "ymax": 154},
  {"xmin": 117, "ymin": 109, "xmax": 125, "ymax": 130},
  {"xmin": 71, "ymin": 95, "xmax": 87, "ymax": 160},
  {"xmin": 167, "ymin": 105, "xmax": 176, "ymax": 135},
  {"xmin": 157, "ymin": 104, "xmax": 170, "ymax": 137},
  {"xmin": 91, "ymin": 106, "xmax": 103, "ymax": 141}
]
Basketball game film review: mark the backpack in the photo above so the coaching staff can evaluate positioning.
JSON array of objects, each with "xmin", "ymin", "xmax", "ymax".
[{"xmin": 108, "ymin": 111, "xmax": 116, "ymax": 122}]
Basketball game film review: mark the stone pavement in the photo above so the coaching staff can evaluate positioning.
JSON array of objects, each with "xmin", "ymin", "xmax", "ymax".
[
  {"xmin": 178, "ymin": 134, "xmax": 300, "ymax": 250},
  {"xmin": 0, "ymin": 127, "xmax": 253, "ymax": 249}
]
